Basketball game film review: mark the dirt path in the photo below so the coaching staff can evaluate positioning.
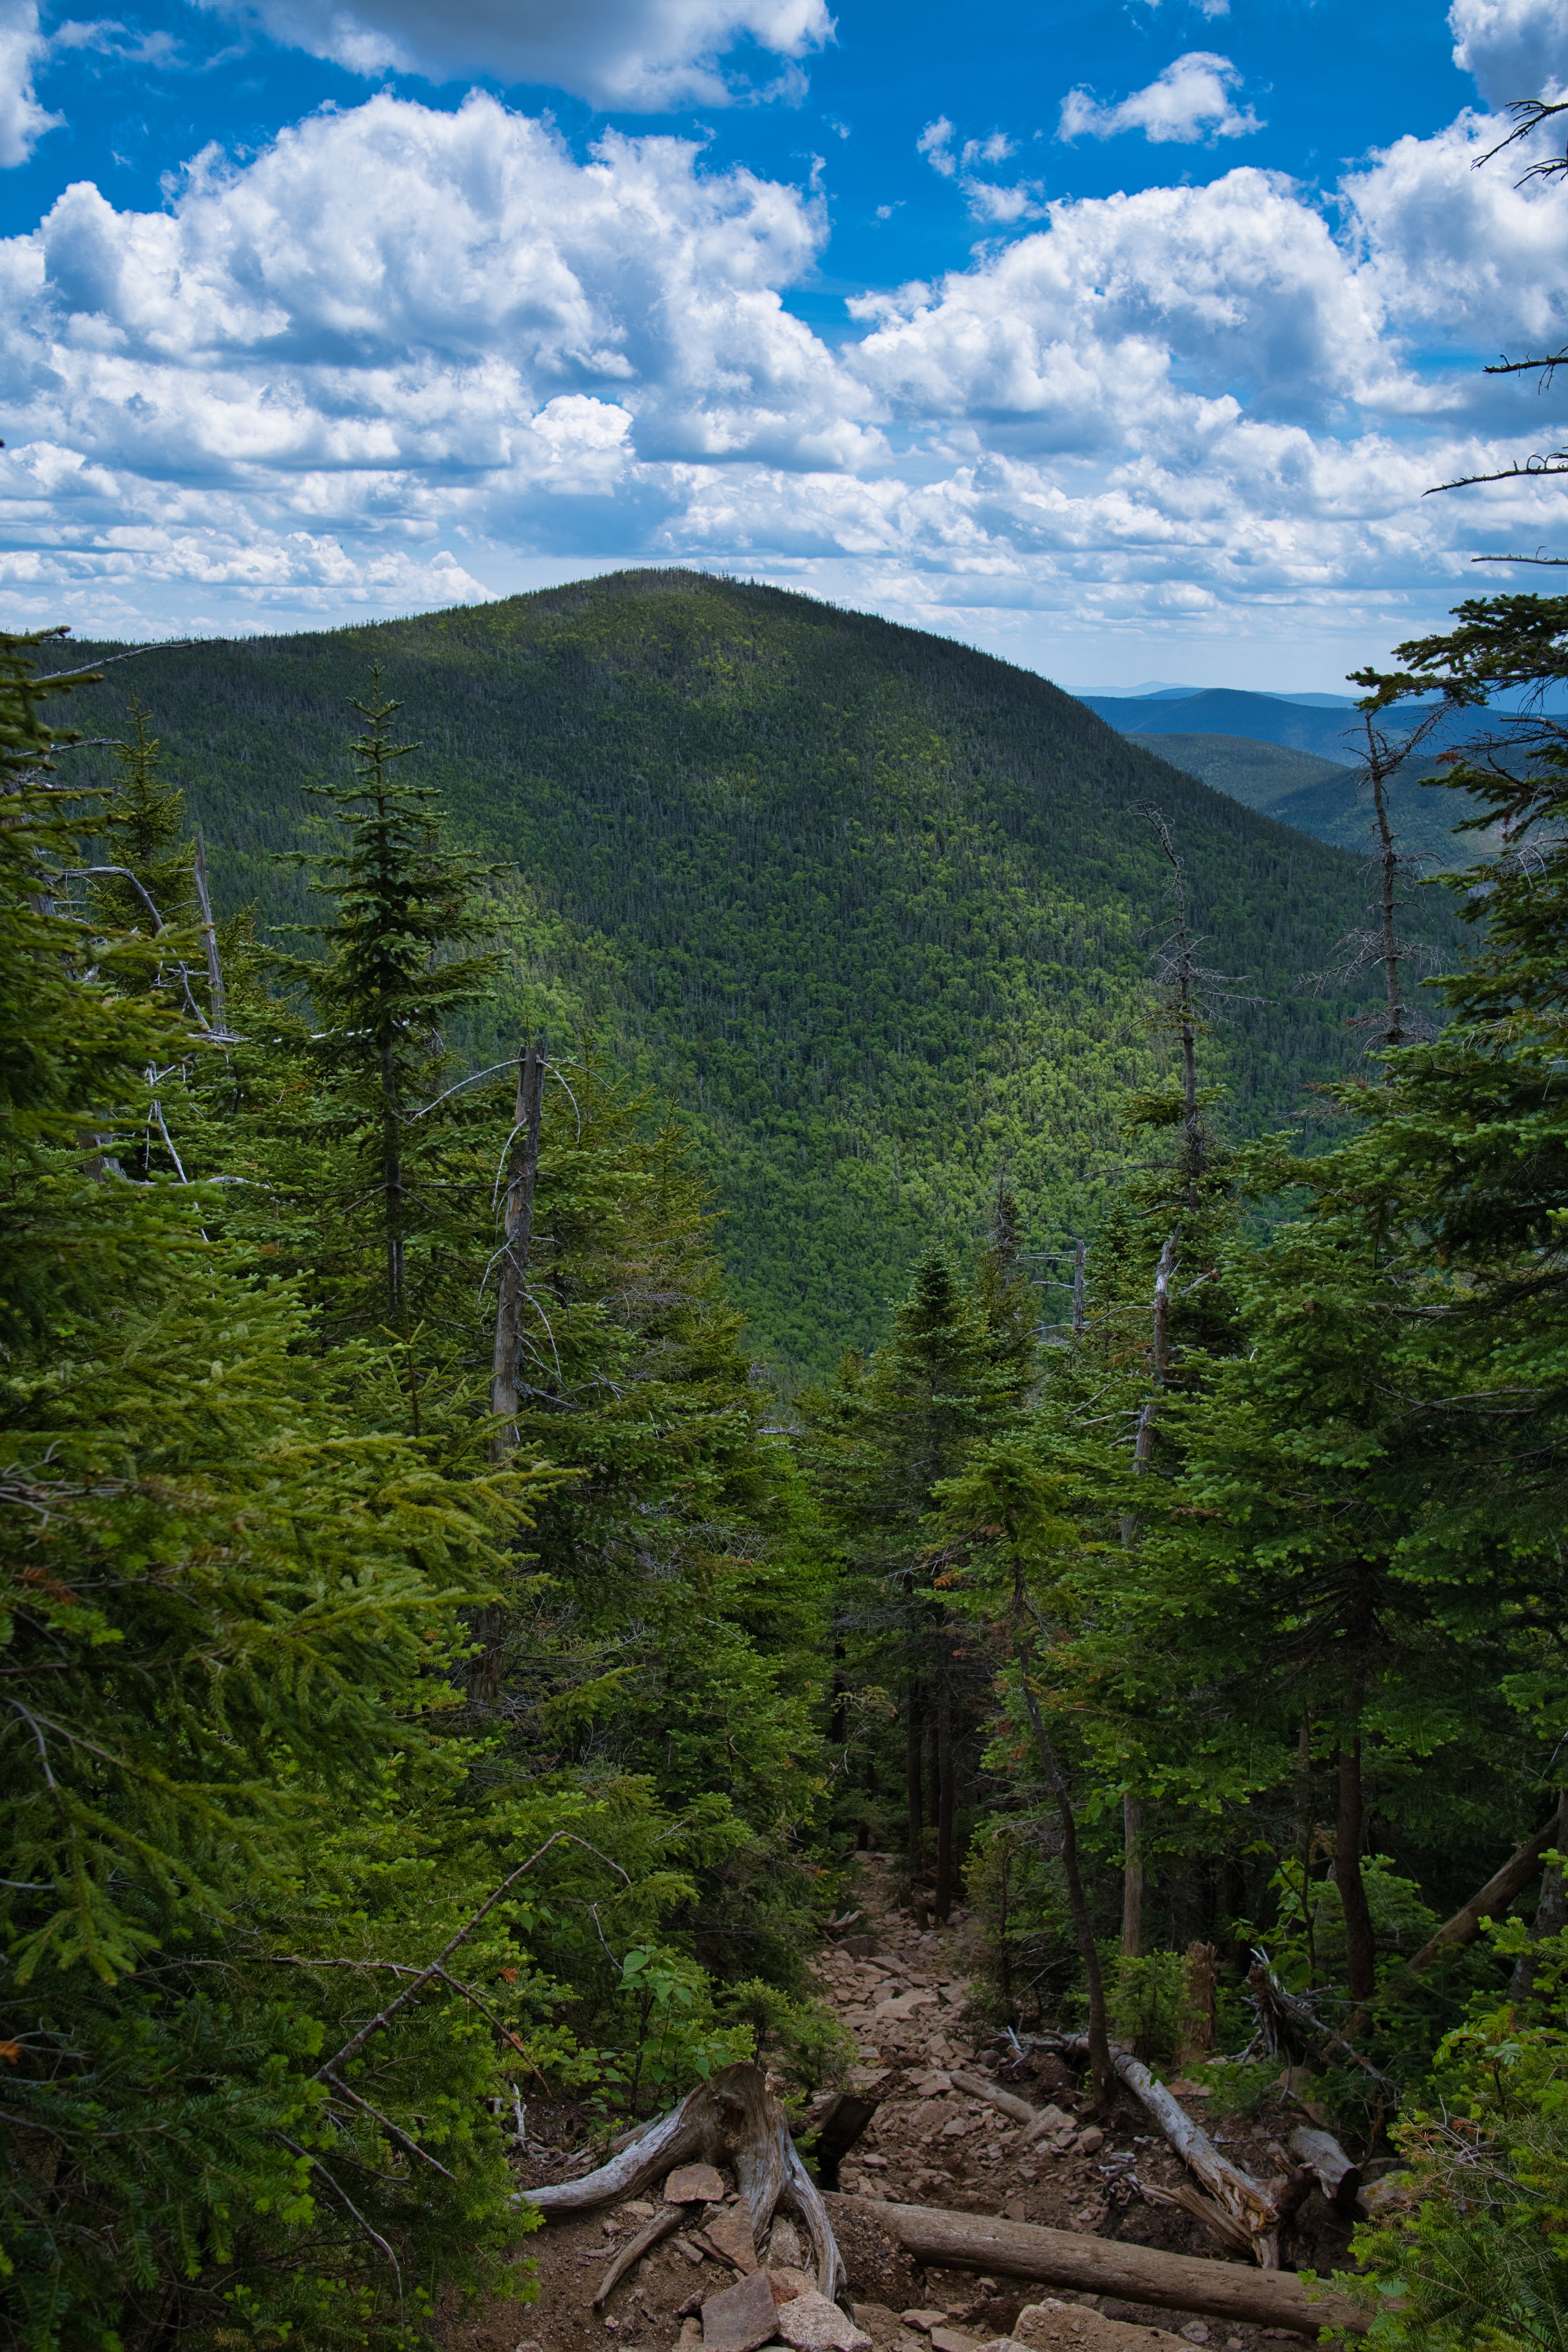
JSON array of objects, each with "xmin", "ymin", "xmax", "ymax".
[{"xmin": 439, "ymin": 1860, "xmax": 1354, "ymax": 2352}]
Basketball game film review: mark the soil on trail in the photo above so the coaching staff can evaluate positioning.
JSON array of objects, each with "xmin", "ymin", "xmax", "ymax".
[{"xmin": 437, "ymin": 1860, "xmax": 1355, "ymax": 2352}]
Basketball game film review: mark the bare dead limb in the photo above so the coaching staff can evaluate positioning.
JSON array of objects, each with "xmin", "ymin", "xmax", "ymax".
[
  {"xmin": 523, "ymin": 2063, "xmax": 843, "ymax": 2306},
  {"xmin": 314, "ymin": 1832, "xmax": 628, "ymax": 2081},
  {"xmin": 1345, "ymin": 1810, "xmax": 1562, "ymax": 2040},
  {"xmin": 1247, "ymin": 1960, "xmax": 1393, "ymax": 2090},
  {"xmin": 594, "ymin": 2204, "xmax": 686, "ymax": 2306},
  {"xmin": 1107, "ymin": 2047, "xmax": 1279, "ymax": 2265},
  {"xmin": 320, "ymin": 2068, "xmax": 458, "ymax": 2183}
]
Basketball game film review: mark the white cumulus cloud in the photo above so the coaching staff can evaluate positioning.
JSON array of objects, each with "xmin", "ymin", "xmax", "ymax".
[
  {"xmin": 0, "ymin": 0, "xmax": 61, "ymax": 168},
  {"xmin": 3, "ymin": 84, "xmax": 1568, "ymax": 665},
  {"xmin": 1450, "ymin": 0, "xmax": 1568, "ymax": 105},
  {"xmin": 195, "ymin": 0, "xmax": 835, "ymax": 108},
  {"xmin": 917, "ymin": 116, "xmax": 1045, "ymax": 220},
  {"xmin": 1058, "ymin": 52, "xmax": 1262, "ymax": 145}
]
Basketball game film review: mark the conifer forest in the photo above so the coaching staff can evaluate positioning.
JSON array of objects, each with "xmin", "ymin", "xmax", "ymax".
[{"xmin": 4, "ymin": 565, "xmax": 1568, "ymax": 2352}]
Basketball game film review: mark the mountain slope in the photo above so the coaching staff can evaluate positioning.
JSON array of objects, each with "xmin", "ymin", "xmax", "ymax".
[
  {"xmin": 57, "ymin": 570, "xmax": 1455, "ymax": 1374},
  {"xmin": 1127, "ymin": 732, "xmax": 1355, "ymax": 813}
]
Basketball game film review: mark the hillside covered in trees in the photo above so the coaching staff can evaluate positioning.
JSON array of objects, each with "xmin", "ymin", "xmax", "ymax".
[
  {"xmin": 57, "ymin": 572, "xmax": 1454, "ymax": 1375},
  {"xmin": 4, "ymin": 581, "xmax": 1565, "ymax": 2352}
]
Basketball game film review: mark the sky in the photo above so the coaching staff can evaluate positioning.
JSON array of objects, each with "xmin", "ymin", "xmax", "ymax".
[{"xmin": 3, "ymin": 0, "xmax": 1568, "ymax": 686}]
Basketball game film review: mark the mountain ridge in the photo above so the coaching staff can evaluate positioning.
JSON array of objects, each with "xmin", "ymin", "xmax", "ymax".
[{"xmin": 55, "ymin": 568, "xmax": 1457, "ymax": 1374}]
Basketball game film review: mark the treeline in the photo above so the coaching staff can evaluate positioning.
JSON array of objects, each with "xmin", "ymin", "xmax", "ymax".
[{"xmin": 807, "ymin": 595, "xmax": 1568, "ymax": 2350}]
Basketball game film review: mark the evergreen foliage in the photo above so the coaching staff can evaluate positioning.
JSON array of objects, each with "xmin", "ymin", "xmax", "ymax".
[{"xmin": 0, "ymin": 633, "xmax": 833, "ymax": 2352}]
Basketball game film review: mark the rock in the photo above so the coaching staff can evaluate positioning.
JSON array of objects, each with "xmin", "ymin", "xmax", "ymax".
[
  {"xmin": 669, "ymin": 2165, "xmax": 729, "ymax": 2205},
  {"xmin": 899, "ymin": 2315, "xmax": 950, "ymax": 2336},
  {"xmin": 1180, "ymin": 2331, "xmax": 1209, "ymax": 2346},
  {"xmin": 673, "ymin": 2236, "xmax": 707, "ymax": 2266},
  {"xmin": 1010, "ymin": 2305, "xmax": 1194, "ymax": 2352},
  {"xmin": 774, "ymin": 2289, "xmax": 874, "ymax": 2352},
  {"xmin": 1021, "ymin": 2105, "xmax": 1076, "ymax": 2147},
  {"xmin": 844, "ymin": 1935, "xmax": 880, "ymax": 1958},
  {"xmin": 1074, "ymin": 2129, "xmax": 1105, "ymax": 2156},
  {"xmin": 702, "ymin": 2203, "xmax": 760, "ymax": 2272},
  {"xmin": 770, "ymin": 2266, "xmax": 818, "ymax": 2303},
  {"xmin": 767, "ymin": 2218, "xmax": 807, "ymax": 2269},
  {"xmin": 929, "ymin": 2331, "xmax": 984, "ymax": 2352},
  {"xmin": 621, "ymin": 2199, "xmax": 657, "ymax": 2219},
  {"xmin": 680, "ymin": 2326, "xmax": 704, "ymax": 2350},
  {"xmin": 702, "ymin": 2268, "xmax": 782, "ymax": 2352},
  {"xmin": 852, "ymin": 2306, "xmax": 908, "ymax": 2345}
]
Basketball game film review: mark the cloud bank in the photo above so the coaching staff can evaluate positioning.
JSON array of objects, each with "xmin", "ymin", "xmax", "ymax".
[
  {"xmin": 195, "ymin": 0, "xmax": 835, "ymax": 108},
  {"xmin": 2, "ymin": 84, "xmax": 1566, "ymax": 663}
]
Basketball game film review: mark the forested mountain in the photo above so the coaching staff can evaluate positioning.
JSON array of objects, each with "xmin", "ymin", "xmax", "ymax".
[{"xmin": 58, "ymin": 570, "xmax": 1453, "ymax": 1374}]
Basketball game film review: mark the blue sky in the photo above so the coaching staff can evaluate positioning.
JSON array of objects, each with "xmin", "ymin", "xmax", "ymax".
[{"xmin": 2, "ymin": 0, "xmax": 1567, "ymax": 684}]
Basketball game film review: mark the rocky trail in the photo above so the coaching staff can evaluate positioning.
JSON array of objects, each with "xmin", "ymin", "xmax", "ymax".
[{"xmin": 437, "ymin": 1861, "xmax": 1361, "ymax": 2352}]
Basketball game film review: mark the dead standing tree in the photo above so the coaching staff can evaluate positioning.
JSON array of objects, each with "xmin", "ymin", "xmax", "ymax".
[
  {"xmin": 1116, "ymin": 811, "xmax": 1257, "ymax": 1954},
  {"xmin": 465, "ymin": 1034, "xmax": 548, "ymax": 1711},
  {"xmin": 1306, "ymin": 697, "xmax": 1455, "ymax": 1060}
]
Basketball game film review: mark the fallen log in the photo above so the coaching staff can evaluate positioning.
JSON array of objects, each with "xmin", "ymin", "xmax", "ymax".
[
  {"xmin": 1044, "ymin": 2036, "xmax": 1279, "ymax": 2263},
  {"xmin": 839, "ymin": 2200, "xmax": 1369, "ymax": 2338},
  {"xmin": 1288, "ymin": 2127, "xmax": 1363, "ymax": 2218},
  {"xmin": 522, "ymin": 2063, "xmax": 842, "ymax": 2305},
  {"xmin": 949, "ymin": 2070, "xmax": 1038, "ymax": 2128}
]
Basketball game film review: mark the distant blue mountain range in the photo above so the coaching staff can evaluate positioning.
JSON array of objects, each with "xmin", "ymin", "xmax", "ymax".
[
  {"xmin": 1102, "ymin": 684, "xmax": 1359, "ymax": 710},
  {"xmin": 1076, "ymin": 688, "xmax": 1378, "ymax": 765}
]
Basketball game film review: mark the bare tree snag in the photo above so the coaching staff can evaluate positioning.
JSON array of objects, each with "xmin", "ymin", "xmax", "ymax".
[
  {"xmin": 1013, "ymin": 1649, "xmax": 1114, "ymax": 2118},
  {"xmin": 191, "ymin": 828, "xmax": 227, "ymax": 1035},
  {"xmin": 934, "ymin": 1654, "xmax": 956, "ymax": 1923},
  {"xmin": 844, "ymin": 2203, "xmax": 1368, "ymax": 2336},
  {"xmin": 1177, "ymin": 1941, "xmax": 1218, "ymax": 2069},
  {"xmin": 524, "ymin": 2064, "xmax": 843, "ymax": 2306},
  {"xmin": 802, "ymin": 2089, "xmax": 882, "ymax": 2191},
  {"xmin": 490, "ymin": 1034, "xmax": 548, "ymax": 1455},
  {"xmin": 1121, "ymin": 1796, "xmax": 1145, "ymax": 1958}
]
